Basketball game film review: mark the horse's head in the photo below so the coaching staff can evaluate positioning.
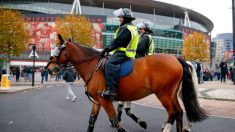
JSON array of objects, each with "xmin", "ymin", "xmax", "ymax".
[{"xmin": 45, "ymin": 34, "xmax": 70, "ymax": 75}]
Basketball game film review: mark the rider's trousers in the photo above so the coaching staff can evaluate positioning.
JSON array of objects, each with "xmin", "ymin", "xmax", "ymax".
[{"xmin": 105, "ymin": 51, "xmax": 129, "ymax": 91}]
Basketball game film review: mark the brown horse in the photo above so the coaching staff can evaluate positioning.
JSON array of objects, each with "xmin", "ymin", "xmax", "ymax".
[{"xmin": 46, "ymin": 34, "xmax": 207, "ymax": 132}]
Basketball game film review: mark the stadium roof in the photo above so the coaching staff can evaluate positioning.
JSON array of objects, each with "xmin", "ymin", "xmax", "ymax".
[
  {"xmin": 10, "ymin": 0, "xmax": 214, "ymax": 32},
  {"xmin": 79, "ymin": 0, "xmax": 214, "ymax": 32}
]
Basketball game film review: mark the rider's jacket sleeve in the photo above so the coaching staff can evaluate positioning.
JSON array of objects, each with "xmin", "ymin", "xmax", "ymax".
[
  {"xmin": 103, "ymin": 26, "xmax": 131, "ymax": 52},
  {"xmin": 136, "ymin": 34, "xmax": 150, "ymax": 56}
]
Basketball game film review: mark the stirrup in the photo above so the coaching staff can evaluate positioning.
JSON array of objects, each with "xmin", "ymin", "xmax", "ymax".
[{"xmin": 98, "ymin": 90, "xmax": 117, "ymax": 100}]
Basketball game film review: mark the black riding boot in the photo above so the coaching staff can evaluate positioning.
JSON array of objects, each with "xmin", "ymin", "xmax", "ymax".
[{"xmin": 100, "ymin": 88, "xmax": 117, "ymax": 100}]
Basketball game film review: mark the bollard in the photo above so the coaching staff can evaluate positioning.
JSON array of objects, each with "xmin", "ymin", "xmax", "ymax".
[{"xmin": 1, "ymin": 74, "xmax": 11, "ymax": 90}]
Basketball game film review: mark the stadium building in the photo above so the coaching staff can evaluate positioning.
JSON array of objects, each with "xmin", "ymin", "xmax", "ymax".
[{"xmin": 0, "ymin": 0, "xmax": 213, "ymax": 67}]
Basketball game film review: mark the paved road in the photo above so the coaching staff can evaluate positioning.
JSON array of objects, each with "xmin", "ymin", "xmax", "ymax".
[{"xmin": 0, "ymin": 84, "xmax": 235, "ymax": 132}]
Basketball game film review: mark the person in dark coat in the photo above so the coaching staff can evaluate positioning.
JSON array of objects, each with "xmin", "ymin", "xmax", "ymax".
[
  {"xmin": 63, "ymin": 65, "xmax": 77, "ymax": 102},
  {"xmin": 40, "ymin": 68, "xmax": 46, "ymax": 84},
  {"xmin": 195, "ymin": 59, "xmax": 202, "ymax": 84},
  {"xmin": 0, "ymin": 66, "xmax": 2, "ymax": 82},
  {"xmin": 229, "ymin": 66, "xmax": 234, "ymax": 81},
  {"xmin": 136, "ymin": 21, "xmax": 155, "ymax": 58},
  {"xmin": 45, "ymin": 69, "xmax": 49, "ymax": 82},
  {"xmin": 220, "ymin": 60, "xmax": 228, "ymax": 83},
  {"xmin": 15, "ymin": 67, "xmax": 20, "ymax": 82}
]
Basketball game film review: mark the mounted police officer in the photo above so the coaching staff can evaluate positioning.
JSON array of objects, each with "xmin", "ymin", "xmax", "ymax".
[
  {"xmin": 136, "ymin": 21, "xmax": 155, "ymax": 58},
  {"xmin": 100, "ymin": 8, "xmax": 139, "ymax": 100}
]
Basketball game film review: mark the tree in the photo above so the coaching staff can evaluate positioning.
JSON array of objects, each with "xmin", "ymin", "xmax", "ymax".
[
  {"xmin": 55, "ymin": 15, "xmax": 95, "ymax": 47},
  {"xmin": 0, "ymin": 9, "xmax": 29, "ymax": 73},
  {"xmin": 182, "ymin": 32, "xmax": 210, "ymax": 62}
]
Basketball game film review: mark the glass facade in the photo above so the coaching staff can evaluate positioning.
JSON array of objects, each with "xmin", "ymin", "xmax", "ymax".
[{"xmin": 102, "ymin": 24, "xmax": 183, "ymax": 56}]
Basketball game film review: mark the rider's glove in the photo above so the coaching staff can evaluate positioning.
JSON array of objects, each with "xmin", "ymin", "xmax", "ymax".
[{"xmin": 100, "ymin": 48, "xmax": 109, "ymax": 57}]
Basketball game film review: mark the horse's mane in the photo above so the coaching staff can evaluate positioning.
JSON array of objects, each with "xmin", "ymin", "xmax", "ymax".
[{"xmin": 72, "ymin": 42, "xmax": 100, "ymax": 56}]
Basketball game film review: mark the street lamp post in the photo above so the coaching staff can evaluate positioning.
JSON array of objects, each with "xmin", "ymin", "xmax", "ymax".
[
  {"xmin": 232, "ymin": 0, "xmax": 235, "ymax": 84},
  {"xmin": 32, "ymin": 44, "xmax": 36, "ymax": 86}
]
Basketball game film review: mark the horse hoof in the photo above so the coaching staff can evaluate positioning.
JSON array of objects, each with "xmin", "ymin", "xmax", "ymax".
[
  {"xmin": 87, "ymin": 126, "xmax": 94, "ymax": 132},
  {"xmin": 110, "ymin": 124, "xmax": 115, "ymax": 128},
  {"xmin": 117, "ymin": 117, "xmax": 121, "ymax": 122},
  {"xmin": 117, "ymin": 127, "xmax": 127, "ymax": 132},
  {"xmin": 183, "ymin": 128, "xmax": 191, "ymax": 132},
  {"xmin": 139, "ymin": 121, "xmax": 147, "ymax": 129},
  {"xmin": 161, "ymin": 123, "xmax": 166, "ymax": 131}
]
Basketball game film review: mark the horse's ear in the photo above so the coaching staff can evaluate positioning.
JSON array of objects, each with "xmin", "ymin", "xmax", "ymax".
[{"xmin": 58, "ymin": 34, "xmax": 64, "ymax": 44}]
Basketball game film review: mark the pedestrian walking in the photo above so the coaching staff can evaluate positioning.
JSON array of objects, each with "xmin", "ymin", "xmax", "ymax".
[
  {"xmin": 55, "ymin": 70, "xmax": 60, "ymax": 81},
  {"xmin": 214, "ymin": 66, "xmax": 220, "ymax": 81},
  {"xmin": 55, "ymin": 69, "xmax": 63, "ymax": 81},
  {"xmin": 27, "ymin": 68, "xmax": 32, "ymax": 82},
  {"xmin": 0, "ymin": 66, "xmax": 2, "ymax": 82},
  {"xmin": 63, "ymin": 65, "xmax": 77, "ymax": 102},
  {"xmin": 22, "ymin": 66, "xmax": 28, "ymax": 81},
  {"xmin": 45, "ymin": 69, "xmax": 49, "ymax": 82},
  {"xmin": 229, "ymin": 66, "xmax": 233, "ymax": 81},
  {"xmin": 195, "ymin": 59, "xmax": 202, "ymax": 84},
  {"xmin": 2, "ymin": 67, "xmax": 6, "ymax": 74},
  {"xmin": 219, "ymin": 59, "xmax": 228, "ymax": 83},
  {"xmin": 15, "ymin": 67, "xmax": 20, "ymax": 82},
  {"xmin": 40, "ymin": 68, "xmax": 46, "ymax": 84}
]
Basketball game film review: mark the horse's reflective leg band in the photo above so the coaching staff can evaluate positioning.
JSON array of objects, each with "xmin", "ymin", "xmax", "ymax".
[
  {"xmin": 117, "ymin": 104, "xmax": 124, "ymax": 121},
  {"xmin": 88, "ymin": 114, "xmax": 97, "ymax": 127},
  {"xmin": 163, "ymin": 123, "xmax": 172, "ymax": 132},
  {"xmin": 125, "ymin": 108, "xmax": 140, "ymax": 123},
  {"xmin": 109, "ymin": 118, "xmax": 120, "ymax": 128}
]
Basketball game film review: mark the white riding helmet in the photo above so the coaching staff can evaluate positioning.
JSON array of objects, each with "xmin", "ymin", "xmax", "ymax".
[
  {"xmin": 113, "ymin": 8, "xmax": 135, "ymax": 20},
  {"xmin": 136, "ymin": 21, "xmax": 153, "ymax": 33}
]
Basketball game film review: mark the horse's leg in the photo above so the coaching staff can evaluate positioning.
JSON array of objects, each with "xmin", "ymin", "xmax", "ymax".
[
  {"xmin": 109, "ymin": 101, "xmax": 124, "ymax": 128},
  {"xmin": 157, "ymin": 95, "xmax": 181, "ymax": 132},
  {"xmin": 173, "ymin": 91, "xmax": 183, "ymax": 132},
  {"xmin": 183, "ymin": 119, "xmax": 192, "ymax": 132},
  {"xmin": 98, "ymin": 98, "xmax": 126, "ymax": 132},
  {"xmin": 124, "ymin": 101, "xmax": 147, "ymax": 129},
  {"xmin": 117, "ymin": 101, "xmax": 125, "ymax": 122},
  {"xmin": 87, "ymin": 103, "xmax": 101, "ymax": 132}
]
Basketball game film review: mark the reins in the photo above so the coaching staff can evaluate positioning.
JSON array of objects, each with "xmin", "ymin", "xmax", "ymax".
[
  {"xmin": 73, "ymin": 55, "xmax": 102, "ymax": 105},
  {"xmin": 73, "ymin": 54, "xmax": 101, "ymax": 66},
  {"xmin": 82, "ymin": 56, "xmax": 104, "ymax": 105}
]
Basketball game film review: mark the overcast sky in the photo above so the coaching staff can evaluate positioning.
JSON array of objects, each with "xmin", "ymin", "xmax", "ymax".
[{"xmin": 155, "ymin": 0, "xmax": 232, "ymax": 37}]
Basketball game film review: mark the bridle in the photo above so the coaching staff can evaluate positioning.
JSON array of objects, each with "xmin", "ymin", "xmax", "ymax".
[{"xmin": 47, "ymin": 41, "xmax": 101, "ymax": 71}]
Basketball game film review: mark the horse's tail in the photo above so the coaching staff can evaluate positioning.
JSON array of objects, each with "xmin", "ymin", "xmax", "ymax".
[{"xmin": 177, "ymin": 58, "xmax": 208, "ymax": 122}]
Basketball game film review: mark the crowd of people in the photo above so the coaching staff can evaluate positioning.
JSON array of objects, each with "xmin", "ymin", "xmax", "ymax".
[{"xmin": 192, "ymin": 59, "xmax": 234, "ymax": 83}]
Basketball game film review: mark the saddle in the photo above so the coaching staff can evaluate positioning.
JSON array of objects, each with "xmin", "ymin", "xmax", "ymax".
[{"xmin": 98, "ymin": 57, "xmax": 134, "ymax": 78}]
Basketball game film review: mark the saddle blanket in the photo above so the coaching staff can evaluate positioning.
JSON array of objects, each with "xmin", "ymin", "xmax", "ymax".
[{"xmin": 119, "ymin": 60, "xmax": 134, "ymax": 78}]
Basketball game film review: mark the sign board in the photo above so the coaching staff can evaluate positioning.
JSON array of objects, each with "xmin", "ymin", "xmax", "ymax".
[
  {"xmin": 1, "ymin": 74, "xmax": 11, "ymax": 90},
  {"xmin": 28, "ymin": 50, "xmax": 39, "ymax": 58}
]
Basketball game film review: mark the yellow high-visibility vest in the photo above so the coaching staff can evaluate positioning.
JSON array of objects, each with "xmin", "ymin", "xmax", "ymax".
[
  {"xmin": 113, "ymin": 25, "xmax": 139, "ymax": 58},
  {"xmin": 147, "ymin": 35, "xmax": 155, "ymax": 55}
]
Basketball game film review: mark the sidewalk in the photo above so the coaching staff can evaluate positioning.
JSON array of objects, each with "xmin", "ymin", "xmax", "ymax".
[
  {"xmin": 198, "ymin": 81, "xmax": 235, "ymax": 101},
  {"xmin": 0, "ymin": 72, "xmax": 65, "ymax": 93}
]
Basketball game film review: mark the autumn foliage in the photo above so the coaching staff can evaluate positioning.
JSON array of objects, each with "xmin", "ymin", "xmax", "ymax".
[
  {"xmin": 0, "ymin": 9, "xmax": 29, "ymax": 73},
  {"xmin": 182, "ymin": 32, "xmax": 210, "ymax": 62},
  {"xmin": 0, "ymin": 9, "xmax": 29, "ymax": 57},
  {"xmin": 55, "ymin": 15, "xmax": 95, "ymax": 47}
]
